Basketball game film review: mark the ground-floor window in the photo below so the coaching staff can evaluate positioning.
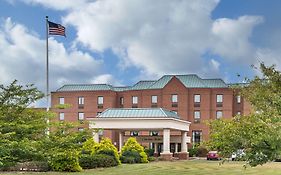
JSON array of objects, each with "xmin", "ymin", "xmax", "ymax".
[{"xmin": 192, "ymin": 130, "xmax": 202, "ymax": 145}]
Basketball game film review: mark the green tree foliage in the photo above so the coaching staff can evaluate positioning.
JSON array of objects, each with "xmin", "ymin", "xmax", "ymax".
[
  {"xmin": 0, "ymin": 80, "xmax": 48, "ymax": 169},
  {"xmin": 121, "ymin": 137, "xmax": 148, "ymax": 163},
  {"xmin": 207, "ymin": 63, "xmax": 281, "ymax": 167}
]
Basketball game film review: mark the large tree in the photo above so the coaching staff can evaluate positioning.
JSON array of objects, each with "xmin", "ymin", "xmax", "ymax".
[{"xmin": 207, "ymin": 63, "xmax": 281, "ymax": 167}]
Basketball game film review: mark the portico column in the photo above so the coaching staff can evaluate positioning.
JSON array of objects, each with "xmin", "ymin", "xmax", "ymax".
[
  {"xmin": 162, "ymin": 129, "xmax": 171, "ymax": 154},
  {"xmin": 119, "ymin": 131, "xmax": 124, "ymax": 151},
  {"xmin": 93, "ymin": 131, "xmax": 99, "ymax": 143},
  {"xmin": 181, "ymin": 131, "xmax": 188, "ymax": 152},
  {"xmin": 175, "ymin": 143, "xmax": 178, "ymax": 153},
  {"xmin": 154, "ymin": 143, "xmax": 158, "ymax": 154},
  {"xmin": 160, "ymin": 129, "xmax": 172, "ymax": 160},
  {"xmin": 178, "ymin": 131, "xmax": 189, "ymax": 160}
]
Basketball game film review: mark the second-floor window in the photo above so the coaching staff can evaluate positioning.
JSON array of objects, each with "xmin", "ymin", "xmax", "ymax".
[
  {"xmin": 59, "ymin": 97, "xmax": 64, "ymax": 104},
  {"xmin": 216, "ymin": 111, "xmax": 223, "ymax": 119},
  {"xmin": 120, "ymin": 97, "xmax": 124, "ymax": 106},
  {"xmin": 78, "ymin": 112, "xmax": 84, "ymax": 120},
  {"xmin": 194, "ymin": 111, "xmax": 201, "ymax": 122},
  {"xmin": 59, "ymin": 112, "xmax": 64, "ymax": 121},
  {"xmin": 132, "ymin": 96, "xmax": 138, "ymax": 104},
  {"xmin": 237, "ymin": 95, "xmax": 241, "ymax": 103},
  {"xmin": 151, "ymin": 95, "xmax": 158, "ymax": 104}
]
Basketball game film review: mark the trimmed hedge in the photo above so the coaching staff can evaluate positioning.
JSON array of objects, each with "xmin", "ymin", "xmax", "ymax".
[
  {"xmin": 121, "ymin": 137, "xmax": 148, "ymax": 163},
  {"xmin": 79, "ymin": 154, "xmax": 118, "ymax": 169},
  {"xmin": 120, "ymin": 150, "xmax": 141, "ymax": 164}
]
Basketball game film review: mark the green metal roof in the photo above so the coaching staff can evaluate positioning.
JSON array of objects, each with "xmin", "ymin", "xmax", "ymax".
[
  {"xmin": 97, "ymin": 108, "xmax": 180, "ymax": 119},
  {"xmin": 56, "ymin": 74, "xmax": 228, "ymax": 92},
  {"xmin": 131, "ymin": 81, "xmax": 156, "ymax": 90}
]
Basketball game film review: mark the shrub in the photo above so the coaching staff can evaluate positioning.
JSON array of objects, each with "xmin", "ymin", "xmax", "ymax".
[
  {"xmin": 120, "ymin": 150, "xmax": 141, "ymax": 164},
  {"xmin": 189, "ymin": 147, "xmax": 199, "ymax": 157},
  {"xmin": 121, "ymin": 137, "xmax": 148, "ymax": 163},
  {"xmin": 79, "ymin": 154, "xmax": 118, "ymax": 169},
  {"xmin": 197, "ymin": 146, "xmax": 208, "ymax": 157},
  {"xmin": 144, "ymin": 148, "xmax": 154, "ymax": 157},
  {"xmin": 48, "ymin": 150, "xmax": 82, "ymax": 172},
  {"xmin": 93, "ymin": 138, "xmax": 121, "ymax": 164}
]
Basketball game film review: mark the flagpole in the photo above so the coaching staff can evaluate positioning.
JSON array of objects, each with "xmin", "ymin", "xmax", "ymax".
[{"xmin": 46, "ymin": 16, "xmax": 49, "ymax": 112}]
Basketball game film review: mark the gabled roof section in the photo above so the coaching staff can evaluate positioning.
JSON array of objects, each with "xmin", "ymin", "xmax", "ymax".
[
  {"xmin": 97, "ymin": 108, "xmax": 180, "ymax": 119},
  {"xmin": 131, "ymin": 81, "xmax": 156, "ymax": 90},
  {"xmin": 56, "ymin": 84, "xmax": 113, "ymax": 92},
  {"xmin": 148, "ymin": 75, "xmax": 173, "ymax": 89},
  {"xmin": 55, "ymin": 74, "xmax": 228, "ymax": 92}
]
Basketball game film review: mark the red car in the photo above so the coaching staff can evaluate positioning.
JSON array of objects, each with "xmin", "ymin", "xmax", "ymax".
[{"xmin": 207, "ymin": 151, "xmax": 220, "ymax": 160}]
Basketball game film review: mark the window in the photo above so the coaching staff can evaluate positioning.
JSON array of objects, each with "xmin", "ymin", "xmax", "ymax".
[
  {"xmin": 192, "ymin": 130, "xmax": 202, "ymax": 145},
  {"xmin": 150, "ymin": 131, "xmax": 159, "ymax": 136},
  {"xmin": 194, "ymin": 111, "xmax": 200, "ymax": 123},
  {"xmin": 132, "ymin": 96, "xmax": 138, "ymax": 104},
  {"xmin": 194, "ymin": 94, "xmax": 201, "ymax": 103},
  {"xmin": 172, "ymin": 94, "xmax": 178, "ymax": 103},
  {"xmin": 120, "ymin": 97, "xmax": 124, "ymax": 106},
  {"xmin": 98, "ymin": 96, "xmax": 104, "ymax": 105},
  {"xmin": 216, "ymin": 94, "xmax": 223, "ymax": 103},
  {"xmin": 59, "ymin": 112, "xmax": 64, "ymax": 121},
  {"xmin": 151, "ymin": 95, "xmax": 158, "ymax": 104},
  {"xmin": 78, "ymin": 128, "xmax": 84, "ymax": 132},
  {"xmin": 78, "ymin": 112, "xmax": 84, "ymax": 120},
  {"xmin": 130, "ymin": 131, "xmax": 139, "ymax": 136},
  {"xmin": 216, "ymin": 111, "xmax": 223, "ymax": 119},
  {"xmin": 59, "ymin": 97, "xmax": 64, "ymax": 104},
  {"xmin": 237, "ymin": 95, "xmax": 241, "ymax": 103}
]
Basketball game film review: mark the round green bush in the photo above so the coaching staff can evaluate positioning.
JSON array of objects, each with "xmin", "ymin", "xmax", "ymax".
[{"xmin": 79, "ymin": 154, "xmax": 118, "ymax": 169}]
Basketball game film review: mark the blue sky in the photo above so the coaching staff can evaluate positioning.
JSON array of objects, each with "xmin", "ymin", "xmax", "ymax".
[{"xmin": 0, "ymin": 0, "xmax": 280, "ymax": 97}]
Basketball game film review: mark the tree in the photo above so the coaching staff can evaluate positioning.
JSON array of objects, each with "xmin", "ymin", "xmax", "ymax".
[
  {"xmin": 0, "ymin": 80, "xmax": 48, "ymax": 169},
  {"xmin": 207, "ymin": 63, "xmax": 281, "ymax": 167}
]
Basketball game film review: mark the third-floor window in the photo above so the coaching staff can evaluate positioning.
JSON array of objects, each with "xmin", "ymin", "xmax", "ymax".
[
  {"xmin": 194, "ymin": 94, "xmax": 201, "ymax": 103},
  {"xmin": 171, "ymin": 94, "xmax": 178, "ymax": 107},
  {"xmin": 59, "ymin": 97, "xmax": 64, "ymax": 104},
  {"xmin": 98, "ymin": 96, "xmax": 104, "ymax": 105},
  {"xmin": 151, "ymin": 95, "xmax": 157, "ymax": 104},
  {"xmin": 216, "ymin": 94, "xmax": 223, "ymax": 107},
  {"xmin": 120, "ymin": 97, "xmax": 124, "ymax": 107},
  {"xmin": 78, "ymin": 97, "xmax": 84, "ymax": 105},
  {"xmin": 132, "ymin": 96, "xmax": 138, "ymax": 104}
]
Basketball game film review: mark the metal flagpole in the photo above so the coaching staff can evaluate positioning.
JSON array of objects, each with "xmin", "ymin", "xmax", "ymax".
[{"xmin": 46, "ymin": 16, "xmax": 49, "ymax": 112}]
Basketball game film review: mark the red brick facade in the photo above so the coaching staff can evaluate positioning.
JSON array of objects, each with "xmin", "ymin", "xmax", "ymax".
[{"xmin": 51, "ymin": 76, "xmax": 251, "ymax": 147}]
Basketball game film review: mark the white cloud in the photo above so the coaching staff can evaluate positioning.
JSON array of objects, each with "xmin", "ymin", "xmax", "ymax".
[
  {"xmin": 211, "ymin": 16, "xmax": 264, "ymax": 64},
  {"xmin": 16, "ymin": 0, "xmax": 269, "ymax": 80},
  {"xmin": 91, "ymin": 74, "xmax": 122, "ymax": 86},
  {"xmin": 0, "ymin": 17, "xmax": 109, "ymax": 94}
]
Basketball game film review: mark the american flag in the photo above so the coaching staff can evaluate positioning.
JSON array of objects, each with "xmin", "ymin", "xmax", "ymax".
[{"xmin": 48, "ymin": 21, "xmax": 65, "ymax": 36}]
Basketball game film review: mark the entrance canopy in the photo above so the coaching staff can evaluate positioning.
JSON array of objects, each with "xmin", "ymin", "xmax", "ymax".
[{"xmin": 88, "ymin": 108, "xmax": 190, "ymax": 131}]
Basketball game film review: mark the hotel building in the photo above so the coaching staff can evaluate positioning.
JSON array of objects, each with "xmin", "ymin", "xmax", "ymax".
[{"xmin": 51, "ymin": 74, "xmax": 251, "ymax": 157}]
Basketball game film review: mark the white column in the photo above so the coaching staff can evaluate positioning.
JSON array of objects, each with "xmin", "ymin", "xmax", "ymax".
[
  {"xmin": 175, "ymin": 143, "xmax": 178, "ymax": 153},
  {"xmin": 154, "ymin": 143, "xmax": 158, "ymax": 154},
  {"xmin": 162, "ymin": 129, "xmax": 171, "ymax": 154},
  {"xmin": 119, "ymin": 131, "xmax": 124, "ymax": 151},
  {"xmin": 181, "ymin": 131, "xmax": 188, "ymax": 152},
  {"xmin": 93, "ymin": 131, "xmax": 99, "ymax": 143}
]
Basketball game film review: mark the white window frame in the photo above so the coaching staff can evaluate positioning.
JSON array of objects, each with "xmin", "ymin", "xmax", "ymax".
[
  {"xmin": 132, "ymin": 96, "xmax": 138, "ymax": 104},
  {"xmin": 59, "ymin": 112, "xmax": 64, "ymax": 121},
  {"xmin": 59, "ymin": 97, "xmax": 64, "ymax": 105},
  {"xmin": 120, "ymin": 97, "xmax": 124, "ymax": 105},
  {"xmin": 216, "ymin": 94, "xmax": 223, "ymax": 103},
  {"xmin": 98, "ymin": 96, "xmax": 104, "ymax": 105},
  {"xmin": 172, "ymin": 94, "xmax": 178, "ymax": 103},
  {"xmin": 216, "ymin": 111, "xmax": 223, "ymax": 119},
  {"xmin": 194, "ymin": 111, "xmax": 201, "ymax": 119},
  {"xmin": 237, "ymin": 95, "xmax": 241, "ymax": 103},
  {"xmin": 194, "ymin": 94, "xmax": 201, "ymax": 103},
  {"xmin": 78, "ymin": 112, "xmax": 84, "ymax": 120},
  {"xmin": 151, "ymin": 95, "xmax": 158, "ymax": 104},
  {"xmin": 78, "ymin": 97, "xmax": 84, "ymax": 105}
]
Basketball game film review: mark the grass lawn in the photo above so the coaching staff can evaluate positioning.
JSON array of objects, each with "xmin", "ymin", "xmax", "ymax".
[{"xmin": 3, "ymin": 159, "xmax": 281, "ymax": 175}]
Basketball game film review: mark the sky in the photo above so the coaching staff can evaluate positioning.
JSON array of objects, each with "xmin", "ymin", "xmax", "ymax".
[{"xmin": 0, "ymin": 0, "xmax": 281, "ymax": 106}]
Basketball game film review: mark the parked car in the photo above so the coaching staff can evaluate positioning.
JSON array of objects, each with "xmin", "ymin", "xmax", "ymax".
[
  {"xmin": 231, "ymin": 149, "xmax": 245, "ymax": 161},
  {"xmin": 207, "ymin": 151, "xmax": 220, "ymax": 160}
]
